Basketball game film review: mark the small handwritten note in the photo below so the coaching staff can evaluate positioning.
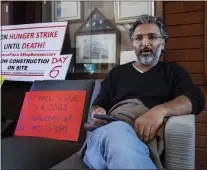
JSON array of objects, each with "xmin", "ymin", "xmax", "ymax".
[{"xmin": 14, "ymin": 91, "xmax": 86, "ymax": 141}]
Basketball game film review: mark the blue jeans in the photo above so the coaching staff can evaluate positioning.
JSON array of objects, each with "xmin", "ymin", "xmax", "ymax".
[{"xmin": 83, "ymin": 121, "xmax": 156, "ymax": 169}]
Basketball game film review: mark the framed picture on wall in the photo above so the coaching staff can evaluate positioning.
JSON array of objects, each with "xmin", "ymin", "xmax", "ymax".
[
  {"xmin": 51, "ymin": 1, "xmax": 83, "ymax": 22},
  {"xmin": 114, "ymin": 1, "xmax": 154, "ymax": 24},
  {"xmin": 75, "ymin": 33, "xmax": 117, "ymax": 64},
  {"xmin": 74, "ymin": 8, "xmax": 121, "ymax": 74}
]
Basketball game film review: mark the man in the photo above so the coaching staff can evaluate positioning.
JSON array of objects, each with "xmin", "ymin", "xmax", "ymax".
[{"xmin": 83, "ymin": 14, "xmax": 205, "ymax": 169}]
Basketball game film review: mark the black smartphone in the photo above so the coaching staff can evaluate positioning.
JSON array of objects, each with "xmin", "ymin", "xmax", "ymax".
[
  {"xmin": 93, "ymin": 114, "xmax": 122, "ymax": 122},
  {"xmin": 84, "ymin": 123, "xmax": 100, "ymax": 132},
  {"xmin": 84, "ymin": 114, "xmax": 122, "ymax": 132}
]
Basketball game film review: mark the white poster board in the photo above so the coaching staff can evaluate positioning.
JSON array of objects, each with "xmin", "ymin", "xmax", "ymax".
[
  {"xmin": 0, "ymin": 22, "xmax": 72, "ymax": 81},
  {"xmin": 114, "ymin": 2, "xmax": 154, "ymax": 24},
  {"xmin": 52, "ymin": 1, "xmax": 82, "ymax": 22}
]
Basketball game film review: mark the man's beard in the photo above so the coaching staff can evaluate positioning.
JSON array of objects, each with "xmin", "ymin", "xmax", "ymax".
[{"xmin": 134, "ymin": 44, "xmax": 162, "ymax": 66}]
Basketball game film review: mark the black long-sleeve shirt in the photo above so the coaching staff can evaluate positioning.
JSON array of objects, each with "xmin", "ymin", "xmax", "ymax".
[{"xmin": 92, "ymin": 61, "xmax": 205, "ymax": 115}]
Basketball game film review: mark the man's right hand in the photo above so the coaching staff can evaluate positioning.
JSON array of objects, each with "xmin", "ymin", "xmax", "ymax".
[{"xmin": 90, "ymin": 106, "xmax": 107, "ymax": 125}]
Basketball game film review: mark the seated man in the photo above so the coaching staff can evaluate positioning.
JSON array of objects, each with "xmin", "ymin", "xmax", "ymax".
[{"xmin": 83, "ymin": 14, "xmax": 205, "ymax": 169}]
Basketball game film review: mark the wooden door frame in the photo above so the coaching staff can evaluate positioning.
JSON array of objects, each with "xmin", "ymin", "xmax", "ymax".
[
  {"xmin": 1, "ymin": 1, "xmax": 13, "ymax": 25},
  {"xmin": 155, "ymin": 1, "xmax": 163, "ymax": 18},
  {"xmin": 204, "ymin": 2, "xmax": 207, "ymax": 89}
]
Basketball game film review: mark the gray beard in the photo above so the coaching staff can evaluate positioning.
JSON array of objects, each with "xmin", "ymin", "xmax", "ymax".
[{"xmin": 136, "ymin": 45, "xmax": 162, "ymax": 66}]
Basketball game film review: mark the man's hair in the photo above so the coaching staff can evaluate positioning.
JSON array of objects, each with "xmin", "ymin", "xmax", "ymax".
[{"xmin": 129, "ymin": 14, "xmax": 168, "ymax": 42}]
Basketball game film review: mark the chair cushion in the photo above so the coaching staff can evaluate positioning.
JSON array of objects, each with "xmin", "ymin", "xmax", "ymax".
[
  {"xmin": 2, "ymin": 136, "xmax": 82, "ymax": 169},
  {"xmin": 50, "ymin": 151, "xmax": 90, "ymax": 170},
  {"xmin": 86, "ymin": 80, "xmax": 102, "ymax": 138}
]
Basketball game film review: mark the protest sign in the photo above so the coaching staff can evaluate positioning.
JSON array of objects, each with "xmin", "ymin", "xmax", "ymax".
[
  {"xmin": 14, "ymin": 91, "xmax": 86, "ymax": 141},
  {"xmin": 1, "ymin": 54, "xmax": 72, "ymax": 81},
  {"xmin": 0, "ymin": 22, "xmax": 71, "ymax": 81}
]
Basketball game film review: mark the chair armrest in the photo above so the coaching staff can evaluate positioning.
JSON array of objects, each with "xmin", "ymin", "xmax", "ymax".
[{"xmin": 164, "ymin": 114, "xmax": 195, "ymax": 169}]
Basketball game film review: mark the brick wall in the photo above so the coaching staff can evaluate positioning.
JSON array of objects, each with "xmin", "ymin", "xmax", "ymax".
[
  {"xmin": 1, "ymin": 2, "xmax": 9, "ymax": 25},
  {"xmin": 163, "ymin": 1, "xmax": 207, "ymax": 169}
]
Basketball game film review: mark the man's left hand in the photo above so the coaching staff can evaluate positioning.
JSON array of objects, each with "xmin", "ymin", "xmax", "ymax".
[{"xmin": 134, "ymin": 106, "xmax": 166, "ymax": 144}]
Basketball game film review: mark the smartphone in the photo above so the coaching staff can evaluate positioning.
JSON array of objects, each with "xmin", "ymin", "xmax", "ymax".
[
  {"xmin": 84, "ymin": 123, "xmax": 100, "ymax": 132},
  {"xmin": 84, "ymin": 114, "xmax": 122, "ymax": 132},
  {"xmin": 93, "ymin": 114, "xmax": 122, "ymax": 122}
]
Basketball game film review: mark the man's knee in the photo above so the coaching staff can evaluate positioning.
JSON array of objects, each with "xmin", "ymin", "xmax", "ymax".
[
  {"xmin": 100, "ymin": 121, "xmax": 133, "ymax": 137},
  {"xmin": 108, "ymin": 121, "xmax": 132, "ymax": 129},
  {"xmin": 88, "ymin": 121, "xmax": 149, "ymax": 155},
  {"xmin": 94, "ymin": 121, "xmax": 136, "ymax": 145}
]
